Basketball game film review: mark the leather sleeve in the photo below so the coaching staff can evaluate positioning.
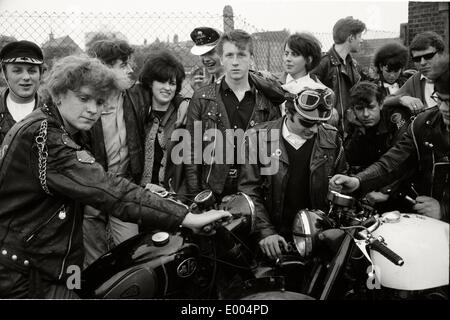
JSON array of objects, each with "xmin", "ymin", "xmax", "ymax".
[
  {"xmin": 310, "ymin": 57, "xmax": 332, "ymax": 89},
  {"xmin": 237, "ymin": 131, "xmax": 276, "ymax": 242},
  {"xmin": 184, "ymin": 92, "xmax": 203, "ymax": 196},
  {"xmin": 383, "ymin": 75, "xmax": 415, "ymax": 108},
  {"xmin": 355, "ymin": 123, "xmax": 417, "ymax": 194},
  {"xmin": 44, "ymin": 126, "xmax": 188, "ymax": 232}
]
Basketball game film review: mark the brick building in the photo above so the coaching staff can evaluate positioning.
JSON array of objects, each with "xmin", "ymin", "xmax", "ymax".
[{"xmin": 406, "ymin": 2, "xmax": 449, "ymax": 50}]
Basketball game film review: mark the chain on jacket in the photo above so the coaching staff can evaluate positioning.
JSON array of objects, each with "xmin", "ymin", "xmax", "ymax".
[{"xmin": 35, "ymin": 119, "xmax": 52, "ymax": 195}]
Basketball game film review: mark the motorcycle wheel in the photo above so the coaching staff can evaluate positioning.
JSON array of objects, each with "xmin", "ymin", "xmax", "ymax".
[{"xmin": 241, "ymin": 291, "xmax": 315, "ymax": 300}]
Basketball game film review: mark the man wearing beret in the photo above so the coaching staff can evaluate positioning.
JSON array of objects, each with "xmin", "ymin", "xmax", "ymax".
[{"xmin": 0, "ymin": 40, "xmax": 44, "ymax": 144}]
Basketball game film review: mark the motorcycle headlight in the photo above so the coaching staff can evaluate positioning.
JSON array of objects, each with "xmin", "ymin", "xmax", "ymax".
[
  {"xmin": 219, "ymin": 192, "xmax": 256, "ymax": 233},
  {"xmin": 292, "ymin": 209, "xmax": 329, "ymax": 258}
]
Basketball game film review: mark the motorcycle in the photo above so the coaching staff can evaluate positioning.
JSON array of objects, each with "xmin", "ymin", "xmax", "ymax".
[
  {"xmin": 273, "ymin": 190, "xmax": 449, "ymax": 300},
  {"xmin": 77, "ymin": 190, "xmax": 312, "ymax": 300}
]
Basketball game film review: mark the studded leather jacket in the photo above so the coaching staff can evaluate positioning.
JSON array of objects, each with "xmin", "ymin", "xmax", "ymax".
[
  {"xmin": 0, "ymin": 104, "xmax": 189, "ymax": 296},
  {"xmin": 356, "ymin": 108, "xmax": 449, "ymax": 222},
  {"xmin": 0, "ymin": 87, "xmax": 43, "ymax": 145},
  {"xmin": 185, "ymin": 76, "xmax": 281, "ymax": 197}
]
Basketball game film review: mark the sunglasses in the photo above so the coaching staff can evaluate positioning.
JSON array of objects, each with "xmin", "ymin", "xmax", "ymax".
[
  {"xmin": 411, "ymin": 51, "xmax": 437, "ymax": 63},
  {"xmin": 298, "ymin": 117, "xmax": 321, "ymax": 128}
]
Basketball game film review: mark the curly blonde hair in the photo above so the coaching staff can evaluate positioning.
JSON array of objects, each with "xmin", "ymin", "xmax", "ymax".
[{"xmin": 44, "ymin": 55, "xmax": 129, "ymax": 101}]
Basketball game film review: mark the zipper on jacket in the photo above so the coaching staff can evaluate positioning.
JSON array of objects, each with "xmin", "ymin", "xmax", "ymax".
[
  {"xmin": 58, "ymin": 209, "xmax": 76, "ymax": 280},
  {"xmin": 336, "ymin": 65, "xmax": 345, "ymax": 135},
  {"xmin": 24, "ymin": 204, "xmax": 65, "ymax": 243}
]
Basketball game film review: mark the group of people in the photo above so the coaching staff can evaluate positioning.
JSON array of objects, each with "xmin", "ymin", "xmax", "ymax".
[{"xmin": 0, "ymin": 15, "xmax": 448, "ymax": 299}]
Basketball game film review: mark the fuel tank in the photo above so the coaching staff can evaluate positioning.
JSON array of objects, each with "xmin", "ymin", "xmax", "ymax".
[{"xmin": 370, "ymin": 212, "xmax": 449, "ymax": 290}]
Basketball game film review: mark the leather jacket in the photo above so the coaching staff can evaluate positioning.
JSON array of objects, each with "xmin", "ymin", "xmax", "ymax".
[
  {"xmin": 356, "ymin": 108, "xmax": 449, "ymax": 222},
  {"xmin": 79, "ymin": 83, "xmax": 150, "ymax": 184},
  {"xmin": 185, "ymin": 76, "xmax": 281, "ymax": 197},
  {"xmin": 383, "ymin": 72, "xmax": 429, "ymax": 108},
  {"xmin": 0, "ymin": 87, "xmax": 43, "ymax": 145},
  {"xmin": 311, "ymin": 46, "xmax": 363, "ymax": 135},
  {"xmin": 0, "ymin": 104, "xmax": 188, "ymax": 295},
  {"xmin": 238, "ymin": 117, "xmax": 348, "ymax": 242}
]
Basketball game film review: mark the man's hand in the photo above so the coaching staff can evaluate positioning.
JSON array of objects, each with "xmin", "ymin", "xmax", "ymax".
[
  {"xmin": 365, "ymin": 191, "xmax": 389, "ymax": 205},
  {"xmin": 329, "ymin": 174, "xmax": 360, "ymax": 193},
  {"xmin": 399, "ymin": 96, "xmax": 425, "ymax": 113},
  {"xmin": 189, "ymin": 74, "xmax": 209, "ymax": 92},
  {"xmin": 175, "ymin": 100, "xmax": 189, "ymax": 128},
  {"xmin": 145, "ymin": 183, "xmax": 167, "ymax": 193},
  {"xmin": 181, "ymin": 210, "xmax": 231, "ymax": 234},
  {"xmin": 413, "ymin": 196, "xmax": 441, "ymax": 220},
  {"xmin": 258, "ymin": 234, "xmax": 289, "ymax": 260}
]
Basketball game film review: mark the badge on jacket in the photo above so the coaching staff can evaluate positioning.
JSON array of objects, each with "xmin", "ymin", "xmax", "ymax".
[
  {"xmin": 62, "ymin": 133, "xmax": 81, "ymax": 150},
  {"xmin": 76, "ymin": 150, "xmax": 95, "ymax": 164},
  {"xmin": 390, "ymin": 112, "xmax": 405, "ymax": 129}
]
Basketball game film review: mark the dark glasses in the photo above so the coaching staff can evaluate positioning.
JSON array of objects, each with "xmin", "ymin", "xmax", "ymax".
[
  {"xmin": 431, "ymin": 92, "xmax": 450, "ymax": 105},
  {"xmin": 299, "ymin": 118, "xmax": 320, "ymax": 128},
  {"xmin": 411, "ymin": 51, "xmax": 437, "ymax": 63}
]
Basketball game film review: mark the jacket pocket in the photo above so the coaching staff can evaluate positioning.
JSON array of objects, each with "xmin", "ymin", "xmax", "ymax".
[{"xmin": 23, "ymin": 204, "xmax": 66, "ymax": 244}]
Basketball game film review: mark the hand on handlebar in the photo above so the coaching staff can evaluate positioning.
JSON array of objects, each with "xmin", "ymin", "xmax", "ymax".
[
  {"xmin": 259, "ymin": 234, "xmax": 289, "ymax": 260},
  {"xmin": 181, "ymin": 210, "xmax": 231, "ymax": 234},
  {"xmin": 365, "ymin": 191, "xmax": 390, "ymax": 205},
  {"xmin": 329, "ymin": 174, "xmax": 360, "ymax": 194},
  {"xmin": 413, "ymin": 196, "xmax": 441, "ymax": 220}
]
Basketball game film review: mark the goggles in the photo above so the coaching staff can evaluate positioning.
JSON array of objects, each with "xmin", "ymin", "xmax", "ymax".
[
  {"xmin": 411, "ymin": 51, "xmax": 437, "ymax": 63},
  {"xmin": 293, "ymin": 88, "xmax": 335, "ymax": 122}
]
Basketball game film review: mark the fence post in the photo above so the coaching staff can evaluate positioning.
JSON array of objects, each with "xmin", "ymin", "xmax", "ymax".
[{"xmin": 223, "ymin": 5, "xmax": 234, "ymax": 32}]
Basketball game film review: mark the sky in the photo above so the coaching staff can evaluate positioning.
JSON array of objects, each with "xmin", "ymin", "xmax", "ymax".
[{"xmin": 0, "ymin": 0, "xmax": 409, "ymax": 33}]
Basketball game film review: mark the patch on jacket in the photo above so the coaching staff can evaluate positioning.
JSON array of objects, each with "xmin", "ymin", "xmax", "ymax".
[
  {"xmin": 390, "ymin": 112, "xmax": 406, "ymax": 129},
  {"xmin": 76, "ymin": 150, "xmax": 95, "ymax": 164},
  {"xmin": 61, "ymin": 133, "xmax": 81, "ymax": 150}
]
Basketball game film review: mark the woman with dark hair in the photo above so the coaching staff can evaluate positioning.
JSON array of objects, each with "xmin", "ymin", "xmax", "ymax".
[
  {"xmin": 139, "ymin": 49, "xmax": 189, "ymax": 193},
  {"xmin": 280, "ymin": 32, "xmax": 339, "ymax": 126},
  {"xmin": 373, "ymin": 42, "xmax": 410, "ymax": 97}
]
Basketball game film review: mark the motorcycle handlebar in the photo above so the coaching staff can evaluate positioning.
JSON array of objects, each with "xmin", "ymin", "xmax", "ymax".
[{"xmin": 369, "ymin": 239, "xmax": 404, "ymax": 266}]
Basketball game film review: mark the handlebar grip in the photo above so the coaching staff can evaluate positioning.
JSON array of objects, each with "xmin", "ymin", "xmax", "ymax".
[{"xmin": 370, "ymin": 239, "xmax": 404, "ymax": 266}]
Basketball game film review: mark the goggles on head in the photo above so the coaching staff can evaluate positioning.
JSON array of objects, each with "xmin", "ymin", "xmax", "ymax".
[{"xmin": 293, "ymin": 87, "xmax": 335, "ymax": 122}]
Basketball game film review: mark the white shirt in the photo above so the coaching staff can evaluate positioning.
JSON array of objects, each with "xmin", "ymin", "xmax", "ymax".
[
  {"xmin": 101, "ymin": 93, "xmax": 130, "ymax": 176},
  {"xmin": 282, "ymin": 118, "xmax": 307, "ymax": 150},
  {"xmin": 383, "ymin": 82, "xmax": 400, "ymax": 95},
  {"xmin": 421, "ymin": 74, "xmax": 437, "ymax": 108},
  {"xmin": 6, "ymin": 95, "xmax": 35, "ymax": 122}
]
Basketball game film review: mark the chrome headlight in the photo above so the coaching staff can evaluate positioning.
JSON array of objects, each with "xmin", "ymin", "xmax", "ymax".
[
  {"xmin": 292, "ymin": 209, "xmax": 329, "ymax": 257},
  {"xmin": 219, "ymin": 192, "xmax": 256, "ymax": 233}
]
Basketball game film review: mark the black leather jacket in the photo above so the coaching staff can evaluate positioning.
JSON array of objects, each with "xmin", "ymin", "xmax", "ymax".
[
  {"xmin": 0, "ymin": 87, "xmax": 43, "ymax": 145},
  {"xmin": 356, "ymin": 108, "xmax": 449, "ymax": 222},
  {"xmin": 0, "ymin": 104, "xmax": 188, "ymax": 292},
  {"xmin": 311, "ymin": 46, "xmax": 364, "ymax": 135},
  {"xmin": 185, "ymin": 76, "xmax": 281, "ymax": 197},
  {"xmin": 238, "ymin": 117, "xmax": 348, "ymax": 242}
]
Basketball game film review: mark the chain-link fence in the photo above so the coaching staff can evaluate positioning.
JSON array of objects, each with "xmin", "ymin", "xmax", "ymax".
[{"xmin": 0, "ymin": 9, "xmax": 399, "ymax": 96}]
